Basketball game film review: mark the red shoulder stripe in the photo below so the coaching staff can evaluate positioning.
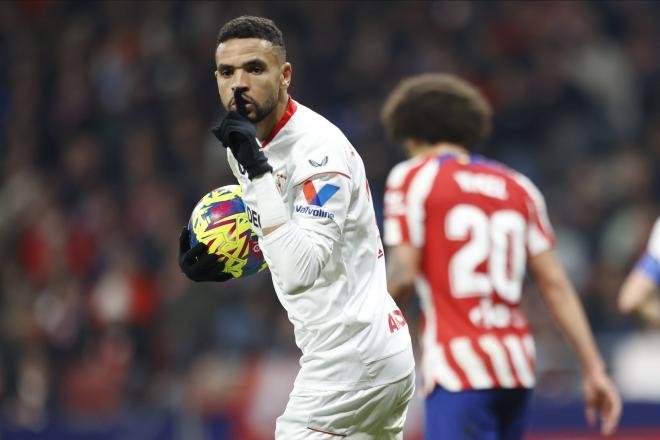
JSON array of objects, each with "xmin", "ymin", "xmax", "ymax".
[{"xmin": 262, "ymin": 97, "xmax": 297, "ymax": 148}]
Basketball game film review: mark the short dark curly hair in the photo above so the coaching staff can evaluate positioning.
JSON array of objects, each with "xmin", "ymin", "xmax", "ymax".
[
  {"xmin": 217, "ymin": 16, "xmax": 286, "ymax": 60},
  {"xmin": 381, "ymin": 73, "xmax": 492, "ymax": 150}
]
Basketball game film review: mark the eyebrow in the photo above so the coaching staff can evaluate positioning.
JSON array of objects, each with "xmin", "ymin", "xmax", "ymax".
[{"xmin": 216, "ymin": 58, "xmax": 268, "ymax": 71}]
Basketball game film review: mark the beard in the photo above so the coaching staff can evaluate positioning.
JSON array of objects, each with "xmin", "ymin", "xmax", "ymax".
[
  {"xmin": 225, "ymin": 92, "xmax": 278, "ymax": 124},
  {"xmin": 249, "ymin": 93, "xmax": 278, "ymax": 123}
]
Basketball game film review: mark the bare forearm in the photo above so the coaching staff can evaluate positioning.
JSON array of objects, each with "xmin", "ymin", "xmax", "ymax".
[
  {"xmin": 636, "ymin": 295, "xmax": 660, "ymax": 327},
  {"xmin": 530, "ymin": 251, "xmax": 605, "ymax": 374},
  {"xmin": 618, "ymin": 270, "xmax": 659, "ymax": 321},
  {"xmin": 386, "ymin": 245, "xmax": 419, "ymax": 305},
  {"xmin": 541, "ymin": 278, "xmax": 605, "ymax": 373},
  {"xmin": 387, "ymin": 264, "xmax": 414, "ymax": 304}
]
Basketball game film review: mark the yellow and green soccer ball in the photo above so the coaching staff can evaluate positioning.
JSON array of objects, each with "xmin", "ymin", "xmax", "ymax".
[{"xmin": 188, "ymin": 185, "xmax": 267, "ymax": 279}]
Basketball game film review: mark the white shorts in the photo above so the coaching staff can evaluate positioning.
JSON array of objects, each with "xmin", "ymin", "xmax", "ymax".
[{"xmin": 275, "ymin": 371, "xmax": 415, "ymax": 439}]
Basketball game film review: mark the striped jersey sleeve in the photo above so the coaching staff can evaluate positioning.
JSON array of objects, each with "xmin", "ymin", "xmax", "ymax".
[
  {"xmin": 511, "ymin": 172, "xmax": 556, "ymax": 256},
  {"xmin": 383, "ymin": 157, "xmax": 438, "ymax": 248}
]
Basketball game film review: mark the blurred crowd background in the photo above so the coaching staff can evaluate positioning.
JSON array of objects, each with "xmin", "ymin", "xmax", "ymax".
[{"xmin": 2, "ymin": 1, "xmax": 660, "ymax": 438}]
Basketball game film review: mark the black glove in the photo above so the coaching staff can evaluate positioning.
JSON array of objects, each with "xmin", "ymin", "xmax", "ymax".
[
  {"xmin": 212, "ymin": 90, "xmax": 273, "ymax": 180},
  {"xmin": 178, "ymin": 227, "xmax": 232, "ymax": 282}
]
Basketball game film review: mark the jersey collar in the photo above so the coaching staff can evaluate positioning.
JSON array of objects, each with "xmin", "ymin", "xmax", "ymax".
[
  {"xmin": 437, "ymin": 151, "xmax": 470, "ymax": 165},
  {"xmin": 262, "ymin": 97, "xmax": 297, "ymax": 148}
]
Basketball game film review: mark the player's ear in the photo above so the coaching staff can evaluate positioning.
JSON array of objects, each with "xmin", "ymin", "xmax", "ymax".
[{"xmin": 280, "ymin": 62, "xmax": 292, "ymax": 90}]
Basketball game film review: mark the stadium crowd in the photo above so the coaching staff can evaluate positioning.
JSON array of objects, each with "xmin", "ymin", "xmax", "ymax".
[{"xmin": 1, "ymin": 0, "xmax": 660, "ymax": 432}]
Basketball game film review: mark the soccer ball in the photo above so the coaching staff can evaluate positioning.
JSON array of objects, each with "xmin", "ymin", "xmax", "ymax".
[{"xmin": 188, "ymin": 185, "xmax": 267, "ymax": 279}]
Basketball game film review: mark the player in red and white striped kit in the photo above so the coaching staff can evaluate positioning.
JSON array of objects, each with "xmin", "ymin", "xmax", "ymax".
[{"xmin": 381, "ymin": 73, "xmax": 621, "ymax": 439}]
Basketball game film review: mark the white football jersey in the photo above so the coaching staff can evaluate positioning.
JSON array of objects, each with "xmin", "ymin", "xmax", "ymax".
[
  {"xmin": 226, "ymin": 99, "xmax": 414, "ymax": 391},
  {"xmin": 637, "ymin": 217, "xmax": 660, "ymax": 285}
]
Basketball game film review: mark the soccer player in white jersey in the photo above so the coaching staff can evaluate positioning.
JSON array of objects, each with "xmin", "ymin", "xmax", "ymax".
[
  {"xmin": 380, "ymin": 73, "xmax": 621, "ymax": 439},
  {"xmin": 619, "ymin": 217, "xmax": 660, "ymax": 326},
  {"xmin": 178, "ymin": 16, "xmax": 415, "ymax": 439}
]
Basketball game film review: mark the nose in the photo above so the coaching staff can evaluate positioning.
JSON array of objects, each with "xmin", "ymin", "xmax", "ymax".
[
  {"xmin": 232, "ymin": 86, "xmax": 249, "ymax": 109},
  {"xmin": 231, "ymin": 70, "xmax": 249, "ymax": 94}
]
